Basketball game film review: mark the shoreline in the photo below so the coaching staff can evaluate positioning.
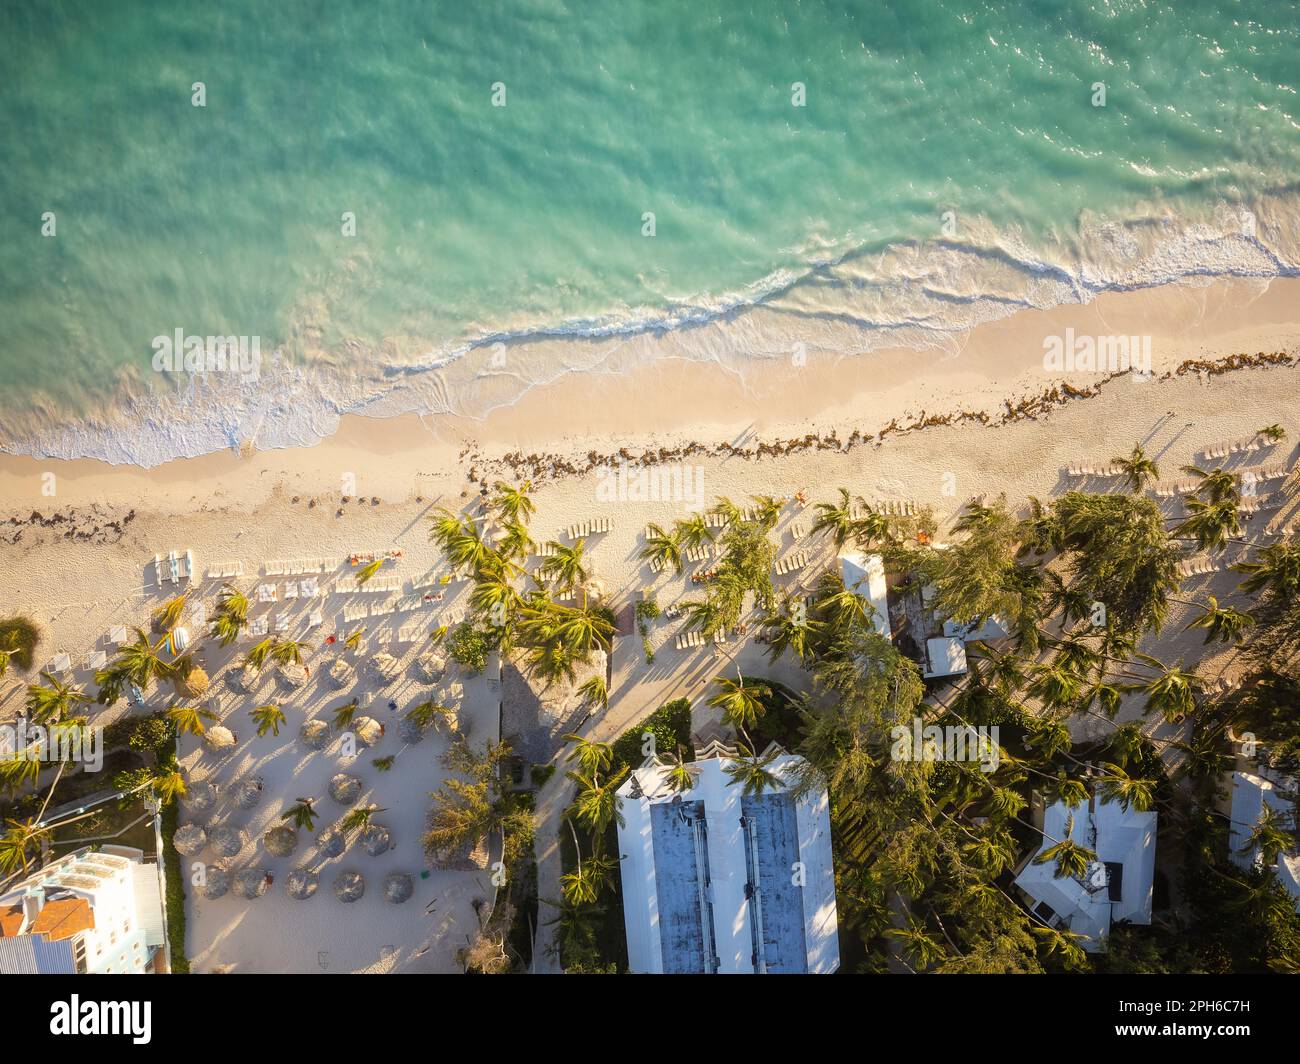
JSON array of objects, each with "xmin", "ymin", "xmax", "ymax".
[{"xmin": 1, "ymin": 276, "xmax": 1297, "ymax": 516}]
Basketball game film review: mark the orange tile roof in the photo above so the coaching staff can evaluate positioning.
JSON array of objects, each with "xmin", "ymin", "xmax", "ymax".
[
  {"xmin": 0, "ymin": 904, "xmax": 24, "ymax": 938},
  {"xmin": 29, "ymin": 897, "xmax": 94, "ymax": 941}
]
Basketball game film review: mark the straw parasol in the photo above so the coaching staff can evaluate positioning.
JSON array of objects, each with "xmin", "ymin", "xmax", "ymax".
[
  {"xmin": 329, "ymin": 773, "xmax": 362, "ymax": 804},
  {"xmin": 203, "ymin": 725, "xmax": 236, "ymax": 753},
  {"xmin": 208, "ymin": 824, "xmax": 245, "ymax": 859},
  {"xmin": 183, "ymin": 780, "xmax": 218, "ymax": 817},
  {"xmin": 263, "ymin": 825, "xmax": 298, "ymax": 857},
  {"xmin": 232, "ymin": 775, "xmax": 265, "ymax": 809},
  {"xmin": 353, "ymin": 717, "xmax": 383, "ymax": 747},
  {"xmin": 231, "ymin": 665, "xmax": 260, "ymax": 693},
  {"xmin": 328, "ymin": 658, "xmax": 355, "ymax": 688},
  {"xmin": 360, "ymin": 823, "xmax": 392, "ymax": 856},
  {"xmin": 382, "ymin": 872, "xmax": 414, "ymax": 904},
  {"xmin": 415, "ymin": 651, "xmax": 447, "ymax": 685},
  {"xmin": 202, "ymin": 866, "xmax": 230, "ymax": 899},
  {"xmin": 279, "ymin": 663, "xmax": 309, "ymax": 688},
  {"xmin": 371, "ymin": 652, "xmax": 401, "ymax": 684},
  {"xmin": 299, "ymin": 719, "xmax": 330, "ymax": 750},
  {"xmin": 173, "ymin": 823, "xmax": 207, "ymax": 855},
  {"xmin": 333, "ymin": 870, "xmax": 365, "ymax": 902},
  {"xmin": 236, "ymin": 868, "xmax": 272, "ymax": 899},
  {"xmin": 317, "ymin": 829, "xmax": 346, "ymax": 858},
  {"xmin": 285, "ymin": 868, "xmax": 319, "ymax": 900}
]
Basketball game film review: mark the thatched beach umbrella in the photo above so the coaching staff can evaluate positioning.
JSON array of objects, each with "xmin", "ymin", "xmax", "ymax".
[
  {"xmin": 316, "ymin": 829, "xmax": 345, "ymax": 858},
  {"xmin": 382, "ymin": 872, "xmax": 414, "ymax": 904},
  {"xmin": 279, "ymin": 662, "xmax": 309, "ymax": 689},
  {"xmin": 360, "ymin": 823, "xmax": 392, "ymax": 856},
  {"xmin": 237, "ymin": 868, "xmax": 272, "ymax": 899},
  {"xmin": 232, "ymin": 665, "xmax": 260, "ymax": 693},
  {"xmin": 299, "ymin": 719, "xmax": 330, "ymax": 750},
  {"xmin": 263, "ymin": 825, "xmax": 298, "ymax": 857},
  {"xmin": 353, "ymin": 717, "xmax": 383, "ymax": 747},
  {"xmin": 203, "ymin": 726, "xmax": 236, "ymax": 753},
  {"xmin": 414, "ymin": 651, "xmax": 447, "ymax": 685},
  {"xmin": 329, "ymin": 773, "xmax": 362, "ymax": 804},
  {"xmin": 371, "ymin": 652, "xmax": 400, "ymax": 684},
  {"xmin": 333, "ymin": 870, "xmax": 365, "ymax": 903},
  {"xmin": 183, "ymin": 780, "xmax": 218, "ymax": 818},
  {"xmin": 397, "ymin": 716, "xmax": 425, "ymax": 745},
  {"xmin": 208, "ymin": 824, "xmax": 245, "ymax": 860},
  {"xmin": 233, "ymin": 774, "xmax": 265, "ymax": 809},
  {"xmin": 202, "ymin": 866, "xmax": 230, "ymax": 899},
  {"xmin": 328, "ymin": 658, "xmax": 355, "ymax": 689},
  {"xmin": 173, "ymin": 823, "xmax": 207, "ymax": 856},
  {"xmin": 286, "ymin": 867, "xmax": 319, "ymax": 899}
]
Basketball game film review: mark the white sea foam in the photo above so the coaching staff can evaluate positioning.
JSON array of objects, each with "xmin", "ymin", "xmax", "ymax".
[{"xmin": 3, "ymin": 198, "xmax": 1297, "ymax": 468}]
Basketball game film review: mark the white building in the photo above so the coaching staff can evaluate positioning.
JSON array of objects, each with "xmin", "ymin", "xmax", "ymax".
[
  {"xmin": 839, "ymin": 552, "xmax": 891, "ymax": 639},
  {"xmin": 1228, "ymin": 770, "xmax": 1300, "ymax": 911},
  {"xmin": 616, "ymin": 746, "xmax": 839, "ymax": 974},
  {"xmin": 1014, "ymin": 794, "xmax": 1156, "ymax": 952},
  {"xmin": 0, "ymin": 845, "xmax": 166, "ymax": 974}
]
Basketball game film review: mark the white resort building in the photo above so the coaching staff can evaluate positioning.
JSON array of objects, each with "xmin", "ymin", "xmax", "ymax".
[
  {"xmin": 1013, "ymin": 793, "xmax": 1157, "ymax": 952},
  {"xmin": 0, "ymin": 845, "xmax": 167, "ymax": 974},
  {"xmin": 615, "ymin": 745, "xmax": 840, "ymax": 974},
  {"xmin": 1228, "ymin": 770, "xmax": 1300, "ymax": 911}
]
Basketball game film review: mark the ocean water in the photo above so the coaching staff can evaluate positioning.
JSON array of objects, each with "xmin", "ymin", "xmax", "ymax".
[{"xmin": 0, "ymin": 0, "xmax": 1297, "ymax": 464}]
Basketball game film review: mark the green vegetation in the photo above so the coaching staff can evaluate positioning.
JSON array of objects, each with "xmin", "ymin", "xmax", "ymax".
[
  {"xmin": 447, "ymin": 622, "xmax": 494, "ymax": 673},
  {"xmin": 0, "ymin": 616, "xmax": 41, "ymax": 678}
]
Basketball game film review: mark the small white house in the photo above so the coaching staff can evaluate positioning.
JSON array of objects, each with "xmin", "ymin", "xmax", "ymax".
[
  {"xmin": 839, "ymin": 552, "xmax": 890, "ymax": 639},
  {"xmin": 1014, "ymin": 794, "xmax": 1157, "ymax": 952},
  {"xmin": 0, "ymin": 846, "xmax": 166, "ymax": 974},
  {"xmin": 1228, "ymin": 771, "xmax": 1300, "ymax": 912},
  {"xmin": 616, "ymin": 747, "xmax": 839, "ymax": 974}
]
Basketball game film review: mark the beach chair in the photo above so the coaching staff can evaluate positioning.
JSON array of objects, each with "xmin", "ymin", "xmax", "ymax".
[
  {"xmin": 307, "ymin": 609, "xmax": 324, "ymax": 628},
  {"xmin": 47, "ymin": 653, "xmax": 72, "ymax": 674},
  {"xmin": 108, "ymin": 625, "xmax": 127, "ymax": 646},
  {"xmin": 274, "ymin": 612, "xmax": 290, "ymax": 633},
  {"xmin": 704, "ymin": 513, "xmax": 727, "ymax": 529},
  {"xmin": 284, "ymin": 582, "xmax": 300, "ymax": 600},
  {"xmin": 342, "ymin": 604, "xmax": 368, "ymax": 624},
  {"xmin": 250, "ymin": 616, "xmax": 269, "ymax": 636},
  {"xmin": 87, "ymin": 650, "xmax": 107, "ymax": 671},
  {"xmin": 397, "ymin": 622, "xmax": 423, "ymax": 643},
  {"xmin": 300, "ymin": 578, "xmax": 319, "ymax": 598},
  {"xmin": 257, "ymin": 583, "xmax": 277, "ymax": 603}
]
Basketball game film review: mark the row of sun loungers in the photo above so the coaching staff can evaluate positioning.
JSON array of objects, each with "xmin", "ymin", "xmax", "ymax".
[
  {"xmin": 1178, "ymin": 556, "xmax": 1226, "ymax": 578},
  {"xmin": 568, "ymin": 517, "xmax": 613, "ymax": 540},
  {"xmin": 534, "ymin": 542, "xmax": 558, "ymax": 558},
  {"xmin": 675, "ymin": 630, "xmax": 706, "ymax": 650},
  {"xmin": 1152, "ymin": 463, "xmax": 1290, "ymax": 498},
  {"xmin": 1201, "ymin": 436, "xmax": 1265, "ymax": 460},
  {"xmin": 789, "ymin": 520, "xmax": 807, "ymax": 540},
  {"xmin": 257, "ymin": 579, "xmax": 321, "ymax": 602},
  {"xmin": 336, "ymin": 575, "xmax": 403, "ymax": 594},
  {"xmin": 774, "ymin": 551, "xmax": 808, "ymax": 575},
  {"xmin": 263, "ymin": 557, "xmax": 335, "ymax": 576},
  {"xmin": 1239, "ymin": 492, "xmax": 1281, "ymax": 516},
  {"xmin": 409, "ymin": 570, "xmax": 443, "ymax": 591},
  {"xmin": 205, "ymin": 560, "xmax": 244, "ymax": 579},
  {"xmin": 876, "ymin": 499, "xmax": 917, "ymax": 516},
  {"xmin": 154, "ymin": 549, "xmax": 195, "ymax": 585},
  {"xmin": 683, "ymin": 544, "xmax": 714, "ymax": 563},
  {"xmin": 1066, "ymin": 464, "xmax": 1125, "ymax": 478}
]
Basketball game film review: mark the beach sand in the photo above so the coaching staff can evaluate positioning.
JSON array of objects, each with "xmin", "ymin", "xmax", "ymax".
[{"xmin": 1, "ymin": 275, "xmax": 1297, "ymax": 971}]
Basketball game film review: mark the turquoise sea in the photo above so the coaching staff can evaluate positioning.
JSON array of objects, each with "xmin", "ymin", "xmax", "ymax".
[{"xmin": 0, "ymin": 0, "xmax": 1297, "ymax": 463}]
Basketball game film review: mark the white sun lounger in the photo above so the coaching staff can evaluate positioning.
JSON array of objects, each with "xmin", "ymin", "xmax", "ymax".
[
  {"xmin": 274, "ymin": 612, "xmax": 290, "ymax": 632},
  {"xmin": 307, "ymin": 609, "xmax": 324, "ymax": 628},
  {"xmin": 250, "ymin": 616, "xmax": 269, "ymax": 636},
  {"xmin": 47, "ymin": 653, "xmax": 72, "ymax": 674},
  {"xmin": 396, "ymin": 622, "xmax": 424, "ymax": 643},
  {"xmin": 87, "ymin": 650, "xmax": 108, "ymax": 671},
  {"xmin": 300, "ymin": 578, "xmax": 319, "ymax": 598},
  {"xmin": 703, "ymin": 513, "xmax": 727, "ymax": 529},
  {"xmin": 789, "ymin": 521, "xmax": 807, "ymax": 540},
  {"xmin": 774, "ymin": 551, "xmax": 808, "ymax": 575},
  {"xmin": 675, "ymin": 631, "xmax": 706, "ymax": 650},
  {"xmin": 342, "ymin": 604, "xmax": 370, "ymax": 624},
  {"xmin": 256, "ymin": 583, "xmax": 278, "ymax": 603},
  {"xmin": 284, "ymin": 582, "xmax": 300, "ymax": 600},
  {"xmin": 108, "ymin": 625, "xmax": 127, "ymax": 645},
  {"xmin": 683, "ymin": 544, "xmax": 713, "ymax": 563}
]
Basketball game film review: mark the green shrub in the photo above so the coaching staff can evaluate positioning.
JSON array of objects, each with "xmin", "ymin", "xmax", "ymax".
[
  {"xmin": 160, "ymin": 801, "xmax": 189, "ymax": 974},
  {"xmin": 0, "ymin": 615, "xmax": 40, "ymax": 676},
  {"xmin": 448, "ymin": 622, "xmax": 493, "ymax": 674},
  {"xmin": 128, "ymin": 716, "xmax": 175, "ymax": 758},
  {"xmin": 611, "ymin": 697, "xmax": 692, "ymax": 772}
]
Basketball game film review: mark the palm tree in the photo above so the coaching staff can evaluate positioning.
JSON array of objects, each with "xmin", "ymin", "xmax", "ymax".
[
  {"xmin": 578, "ymin": 674, "xmax": 608, "ymax": 711},
  {"xmin": 565, "ymin": 766, "xmax": 628, "ymax": 835},
  {"xmin": 0, "ymin": 629, "xmax": 24, "ymax": 679},
  {"xmin": 430, "ymin": 510, "xmax": 494, "ymax": 576},
  {"xmin": 341, "ymin": 804, "xmax": 387, "ymax": 834},
  {"xmin": 1095, "ymin": 763, "xmax": 1155, "ymax": 812},
  {"xmin": 331, "ymin": 698, "xmax": 360, "ymax": 730},
  {"xmin": 250, "ymin": 703, "xmax": 286, "ymax": 737},
  {"xmin": 551, "ymin": 602, "xmax": 613, "ymax": 656},
  {"xmin": 269, "ymin": 637, "xmax": 311, "ymax": 667},
  {"xmin": 1184, "ymin": 595, "xmax": 1254, "ymax": 645},
  {"xmin": 660, "ymin": 746, "xmax": 697, "ymax": 795},
  {"xmin": 209, "ymin": 583, "xmax": 250, "ymax": 646},
  {"xmin": 540, "ymin": 540, "xmax": 588, "ymax": 593},
  {"xmin": 406, "ymin": 701, "xmax": 456, "ymax": 732},
  {"xmin": 0, "ymin": 756, "xmax": 42, "ymax": 797},
  {"xmin": 673, "ymin": 514, "xmax": 714, "ymax": 553},
  {"xmin": 1034, "ymin": 816, "xmax": 1097, "ymax": 880},
  {"xmin": 1239, "ymin": 805, "xmax": 1294, "ymax": 868},
  {"xmin": 811, "ymin": 488, "xmax": 860, "ymax": 547},
  {"xmin": 1112, "ymin": 443, "xmax": 1160, "ymax": 492},
  {"xmin": 1173, "ymin": 497, "xmax": 1240, "ymax": 552},
  {"xmin": 355, "ymin": 558, "xmax": 384, "ymax": 585},
  {"xmin": 25, "ymin": 673, "xmax": 92, "ymax": 726},
  {"xmin": 1129, "ymin": 655, "xmax": 1202, "ymax": 723},
  {"xmin": 114, "ymin": 626, "xmax": 174, "ymax": 688},
  {"xmin": 491, "ymin": 480, "xmax": 535, "ymax": 525},
  {"xmin": 165, "ymin": 704, "xmax": 217, "ymax": 738},
  {"xmin": 151, "ymin": 593, "xmax": 190, "ymax": 633},
  {"xmin": 706, "ymin": 675, "xmax": 769, "ymax": 731},
  {"xmin": 886, "ymin": 913, "xmax": 948, "ymax": 971},
  {"xmin": 758, "ymin": 603, "xmax": 821, "ymax": 664},
  {"xmin": 708, "ymin": 496, "xmax": 742, "ymax": 527},
  {"xmin": 640, "ymin": 523, "xmax": 683, "ymax": 575},
  {"xmin": 147, "ymin": 763, "xmax": 187, "ymax": 805},
  {"xmin": 723, "ymin": 742, "xmax": 782, "ymax": 797},
  {"xmin": 469, "ymin": 568, "xmax": 521, "ymax": 620},
  {"xmin": 496, "ymin": 522, "xmax": 535, "ymax": 562},
  {"xmin": 1181, "ymin": 465, "xmax": 1240, "ymax": 504},
  {"xmin": 560, "ymin": 853, "xmax": 617, "ymax": 905},
  {"xmin": 0, "ymin": 817, "xmax": 50, "ymax": 877},
  {"xmin": 1256, "ymin": 424, "xmax": 1286, "ymax": 443},
  {"xmin": 750, "ymin": 494, "xmax": 783, "ymax": 530},
  {"xmin": 244, "ymin": 636, "xmax": 276, "ymax": 671},
  {"xmin": 1234, "ymin": 540, "xmax": 1300, "ymax": 600},
  {"xmin": 563, "ymin": 734, "xmax": 613, "ymax": 776},
  {"xmin": 280, "ymin": 797, "xmax": 319, "ymax": 832}
]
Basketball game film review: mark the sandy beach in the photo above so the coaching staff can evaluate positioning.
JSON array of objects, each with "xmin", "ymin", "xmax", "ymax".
[{"xmin": 2, "ymin": 275, "xmax": 1298, "ymax": 972}]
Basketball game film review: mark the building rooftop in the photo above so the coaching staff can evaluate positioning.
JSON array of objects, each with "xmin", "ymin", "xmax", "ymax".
[
  {"xmin": 839, "ymin": 552, "xmax": 891, "ymax": 639},
  {"xmin": 1229, "ymin": 770, "xmax": 1300, "ymax": 912}
]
